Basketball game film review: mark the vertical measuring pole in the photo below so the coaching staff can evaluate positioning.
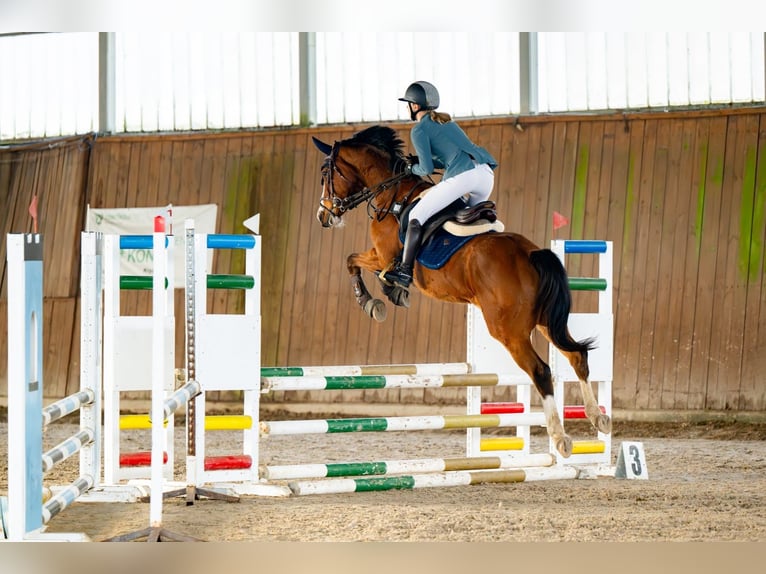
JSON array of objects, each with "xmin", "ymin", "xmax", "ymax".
[
  {"xmin": 184, "ymin": 219, "xmax": 199, "ymax": 499},
  {"xmin": 149, "ymin": 226, "xmax": 167, "ymax": 527}
]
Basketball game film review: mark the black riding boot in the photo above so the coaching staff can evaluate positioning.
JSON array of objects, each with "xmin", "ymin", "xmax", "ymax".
[{"xmin": 384, "ymin": 220, "xmax": 423, "ymax": 288}]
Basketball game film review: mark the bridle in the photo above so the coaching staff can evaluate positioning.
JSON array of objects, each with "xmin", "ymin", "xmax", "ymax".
[{"xmin": 319, "ymin": 143, "xmax": 428, "ymax": 222}]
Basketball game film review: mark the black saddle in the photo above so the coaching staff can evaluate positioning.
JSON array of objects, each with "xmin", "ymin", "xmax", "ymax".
[{"xmin": 399, "ymin": 199, "xmax": 498, "ymax": 244}]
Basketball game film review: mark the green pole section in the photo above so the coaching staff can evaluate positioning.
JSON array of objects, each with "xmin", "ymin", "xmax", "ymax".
[
  {"xmin": 261, "ymin": 367, "xmax": 307, "ymax": 377},
  {"xmin": 207, "ymin": 274, "xmax": 255, "ymax": 289},
  {"xmin": 323, "ymin": 376, "xmax": 388, "ymax": 390},
  {"xmin": 325, "ymin": 418, "xmax": 389, "ymax": 433},
  {"xmin": 325, "ymin": 462, "xmax": 389, "ymax": 477},
  {"xmin": 568, "ymin": 277, "xmax": 607, "ymax": 291},
  {"xmin": 120, "ymin": 276, "xmax": 168, "ymax": 290},
  {"xmin": 353, "ymin": 476, "xmax": 416, "ymax": 491}
]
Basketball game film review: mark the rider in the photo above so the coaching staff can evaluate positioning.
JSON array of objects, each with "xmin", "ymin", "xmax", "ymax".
[{"xmin": 385, "ymin": 80, "xmax": 498, "ymax": 289}]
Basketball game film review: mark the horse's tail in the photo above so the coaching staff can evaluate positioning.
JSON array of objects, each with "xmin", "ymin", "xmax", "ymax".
[{"xmin": 529, "ymin": 249, "xmax": 597, "ymax": 353}]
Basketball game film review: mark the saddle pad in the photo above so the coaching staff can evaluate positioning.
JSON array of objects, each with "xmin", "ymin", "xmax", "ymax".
[{"xmin": 416, "ymin": 227, "xmax": 480, "ymax": 270}]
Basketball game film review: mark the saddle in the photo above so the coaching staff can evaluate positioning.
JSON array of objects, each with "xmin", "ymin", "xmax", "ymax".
[{"xmin": 399, "ymin": 198, "xmax": 505, "ymax": 245}]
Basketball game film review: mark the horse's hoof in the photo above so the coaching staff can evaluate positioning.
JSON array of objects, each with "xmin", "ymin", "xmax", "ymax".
[
  {"xmin": 364, "ymin": 298, "xmax": 387, "ymax": 322},
  {"xmin": 392, "ymin": 287, "xmax": 410, "ymax": 308},
  {"xmin": 596, "ymin": 414, "xmax": 612, "ymax": 434},
  {"xmin": 555, "ymin": 435, "xmax": 573, "ymax": 458}
]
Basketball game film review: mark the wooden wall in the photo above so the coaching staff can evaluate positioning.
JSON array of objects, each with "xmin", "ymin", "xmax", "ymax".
[{"xmin": 1, "ymin": 106, "xmax": 765, "ymax": 412}]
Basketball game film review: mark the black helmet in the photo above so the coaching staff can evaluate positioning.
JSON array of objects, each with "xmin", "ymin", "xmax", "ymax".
[{"xmin": 398, "ymin": 81, "xmax": 440, "ymax": 110}]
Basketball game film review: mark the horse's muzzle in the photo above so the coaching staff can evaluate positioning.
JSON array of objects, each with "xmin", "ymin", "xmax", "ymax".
[{"xmin": 316, "ymin": 206, "xmax": 338, "ymax": 228}]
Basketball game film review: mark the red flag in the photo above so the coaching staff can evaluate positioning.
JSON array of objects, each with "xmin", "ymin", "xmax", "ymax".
[
  {"xmin": 29, "ymin": 195, "xmax": 38, "ymax": 233},
  {"xmin": 552, "ymin": 211, "xmax": 569, "ymax": 230}
]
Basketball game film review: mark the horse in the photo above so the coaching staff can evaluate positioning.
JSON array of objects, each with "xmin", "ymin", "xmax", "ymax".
[{"xmin": 312, "ymin": 125, "xmax": 611, "ymax": 458}]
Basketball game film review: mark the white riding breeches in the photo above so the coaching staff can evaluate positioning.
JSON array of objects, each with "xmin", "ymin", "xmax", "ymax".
[{"xmin": 408, "ymin": 162, "xmax": 495, "ymax": 225}]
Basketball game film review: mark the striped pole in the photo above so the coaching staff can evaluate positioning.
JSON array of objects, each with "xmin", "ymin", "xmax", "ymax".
[
  {"xmin": 289, "ymin": 466, "xmax": 579, "ymax": 496},
  {"xmin": 162, "ymin": 379, "xmax": 201, "ymax": 421},
  {"xmin": 264, "ymin": 453, "xmax": 555, "ymax": 481},
  {"xmin": 42, "ymin": 429, "xmax": 96, "ymax": 473},
  {"xmin": 42, "ymin": 390, "xmax": 95, "ymax": 426},
  {"xmin": 42, "ymin": 476, "xmax": 94, "ymax": 523},
  {"xmin": 260, "ymin": 413, "xmax": 546, "ymax": 436},
  {"xmin": 261, "ymin": 363, "xmax": 470, "ymax": 378},
  {"xmin": 263, "ymin": 373, "xmax": 532, "ymax": 392}
]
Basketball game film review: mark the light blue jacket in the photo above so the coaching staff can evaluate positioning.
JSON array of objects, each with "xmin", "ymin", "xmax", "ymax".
[{"xmin": 410, "ymin": 115, "xmax": 498, "ymax": 180}]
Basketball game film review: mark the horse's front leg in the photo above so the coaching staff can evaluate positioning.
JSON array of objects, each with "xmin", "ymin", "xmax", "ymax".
[{"xmin": 348, "ymin": 250, "xmax": 388, "ymax": 322}]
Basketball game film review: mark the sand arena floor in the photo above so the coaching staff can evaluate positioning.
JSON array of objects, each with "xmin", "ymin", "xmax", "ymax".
[{"xmin": 2, "ymin": 411, "xmax": 765, "ymax": 543}]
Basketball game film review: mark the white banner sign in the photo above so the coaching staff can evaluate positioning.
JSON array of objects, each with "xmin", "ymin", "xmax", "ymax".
[{"xmin": 86, "ymin": 204, "xmax": 218, "ymax": 288}]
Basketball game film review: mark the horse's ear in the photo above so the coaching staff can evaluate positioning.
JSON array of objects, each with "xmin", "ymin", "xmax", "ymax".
[{"xmin": 312, "ymin": 136, "xmax": 333, "ymax": 156}]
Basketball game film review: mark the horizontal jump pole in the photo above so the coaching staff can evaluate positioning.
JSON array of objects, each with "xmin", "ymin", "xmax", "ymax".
[
  {"xmin": 42, "ymin": 429, "xmax": 95, "ymax": 473},
  {"xmin": 120, "ymin": 415, "xmax": 169, "ymax": 430},
  {"xmin": 204, "ymin": 455, "xmax": 253, "ymax": 471},
  {"xmin": 261, "ymin": 363, "xmax": 470, "ymax": 377},
  {"xmin": 118, "ymin": 235, "xmax": 169, "ymax": 249},
  {"xmin": 568, "ymin": 277, "xmax": 607, "ymax": 291},
  {"xmin": 263, "ymin": 452, "xmax": 555, "ymax": 481},
  {"xmin": 42, "ymin": 475, "xmax": 94, "ymax": 523},
  {"xmin": 207, "ymin": 234, "xmax": 257, "ymax": 249},
  {"xmin": 563, "ymin": 240, "xmax": 607, "ymax": 254},
  {"xmin": 571, "ymin": 440, "xmax": 606, "ymax": 454},
  {"xmin": 479, "ymin": 403, "xmax": 607, "ymax": 419},
  {"xmin": 260, "ymin": 413, "xmax": 546, "ymax": 436},
  {"xmin": 262, "ymin": 373, "xmax": 533, "ymax": 392},
  {"xmin": 42, "ymin": 389, "xmax": 95, "ymax": 426},
  {"xmin": 204, "ymin": 415, "xmax": 252, "ymax": 431},
  {"xmin": 479, "ymin": 437, "xmax": 525, "ymax": 451},
  {"xmin": 564, "ymin": 405, "xmax": 607, "ymax": 419},
  {"xmin": 207, "ymin": 274, "xmax": 254, "ymax": 289},
  {"xmin": 119, "ymin": 275, "xmax": 169, "ymax": 290},
  {"xmin": 120, "ymin": 451, "xmax": 168, "ymax": 467},
  {"xmin": 289, "ymin": 466, "xmax": 579, "ymax": 496},
  {"xmin": 480, "ymin": 402, "xmax": 524, "ymax": 414},
  {"xmin": 119, "ymin": 413, "xmax": 251, "ymax": 431}
]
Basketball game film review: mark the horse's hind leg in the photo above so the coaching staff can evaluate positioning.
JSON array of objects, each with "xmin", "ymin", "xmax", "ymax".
[
  {"xmin": 512, "ymin": 341, "xmax": 573, "ymax": 458},
  {"xmin": 486, "ymin": 323, "xmax": 573, "ymax": 458},
  {"xmin": 538, "ymin": 327, "xmax": 611, "ymax": 434}
]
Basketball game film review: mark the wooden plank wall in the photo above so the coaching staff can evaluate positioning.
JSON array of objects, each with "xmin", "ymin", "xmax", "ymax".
[{"xmin": 1, "ymin": 107, "xmax": 765, "ymax": 411}]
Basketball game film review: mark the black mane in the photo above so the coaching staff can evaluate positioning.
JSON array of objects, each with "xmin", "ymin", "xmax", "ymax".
[{"xmin": 348, "ymin": 125, "xmax": 405, "ymax": 161}]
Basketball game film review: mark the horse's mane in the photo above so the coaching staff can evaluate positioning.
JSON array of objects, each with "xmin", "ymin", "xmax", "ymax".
[{"xmin": 348, "ymin": 125, "xmax": 405, "ymax": 167}]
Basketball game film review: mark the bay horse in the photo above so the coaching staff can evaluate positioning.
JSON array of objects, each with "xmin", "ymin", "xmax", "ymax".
[{"xmin": 312, "ymin": 125, "xmax": 611, "ymax": 458}]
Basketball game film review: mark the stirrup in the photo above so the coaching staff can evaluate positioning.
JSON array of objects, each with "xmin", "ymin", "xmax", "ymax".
[{"xmin": 380, "ymin": 266, "xmax": 413, "ymax": 288}]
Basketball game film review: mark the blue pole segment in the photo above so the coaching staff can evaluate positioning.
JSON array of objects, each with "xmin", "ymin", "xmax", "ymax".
[
  {"xmin": 207, "ymin": 234, "xmax": 256, "ymax": 249},
  {"xmin": 563, "ymin": 240, "xmax": 607, "ymax": 254}
]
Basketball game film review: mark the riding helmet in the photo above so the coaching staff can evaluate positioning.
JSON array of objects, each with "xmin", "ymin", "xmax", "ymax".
[{"xmin": 399, "ymin": 81, "xmax": 440, "ymax": 110}]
